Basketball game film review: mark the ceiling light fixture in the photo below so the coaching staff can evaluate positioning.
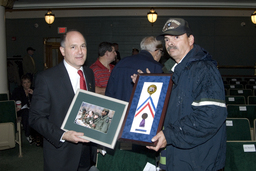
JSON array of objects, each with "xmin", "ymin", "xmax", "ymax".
[
  {"xmin": 251, "ymin": 10, "xmax": 256, "ymax": 24},
  {"xmin": 147, "ymin": 8, "xmax": 157, "ymax": 25},
  {"xmin": 45, "ymin": 10, "xmax": 55, "ymax": 25}
]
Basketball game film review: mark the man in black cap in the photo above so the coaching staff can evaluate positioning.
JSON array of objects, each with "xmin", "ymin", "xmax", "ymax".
[
  {"xmin": 23, "ymin": 47, "xmax": 36, "ymax": 83},
  {"xmin": 146, "ymin": 18, "xmax": 227, "ymax": 171}
]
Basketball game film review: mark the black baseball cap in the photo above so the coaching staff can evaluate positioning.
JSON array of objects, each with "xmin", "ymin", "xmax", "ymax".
[{"xmin": 156, "ymin": 18, "xmax": 192, "ymax": 40}]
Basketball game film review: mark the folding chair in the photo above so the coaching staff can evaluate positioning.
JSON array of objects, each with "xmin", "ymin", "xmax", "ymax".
[
  {"xmin": 247, "ymin": 81, "xmax": 256, "ymax": 85},
  {"xmin": 225, "ymin": 141, "xmax": 256, "ymax": 171},
  {"xmin": 227, "ymin": 104, "xmax": 256, "ymax": 128},
  {"xmin": 225, "ymin": 96, "xmax": 245, "ymax": 105},
  {"xmin": 244, "ymin": 77, "xmax": 256, "ymax": 83},
  {"xmin": 0, "ymin": 100, "xmax": 22, "ymax": 157},
  {"xmin": 226, "ymin": 77, "xmax": 243, "ymax": 82},
  {"xmin": 248, "ymin": 96, "xmax": 256, "ymax": 105},
  {"xmin": 253, "ymin": 119, "xmax": 256, "ymax": 140},
  {"xmin": 226, "ymin": 118, "xmax": 251, "ymax": 141},
  {"xmin": 225, "ymin": 89, "xmax": 229, "ymax": 96},
  {"xmin": 223, "ymin": 80, "xmax": 229, "ymax": 85},
  {"xmin": 0, "ymin": 93, "xmax": 8, "ymax": 101},
  {"xmin": 224, "ymin": 84, "xmax": 244, "ymax": 90},
  {"xmin": 229, "ymin": 89, "xmax": 253, "ymax": 104},
  {"xmin": 229, "ymin": 81, "xmax": 248, "ymax": 87},
  {"xmin": 245, "ymin": 84, "xmax": 256, "ymax": 91}
]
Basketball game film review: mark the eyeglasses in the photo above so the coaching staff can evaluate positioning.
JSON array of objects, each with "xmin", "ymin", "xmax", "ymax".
[{"xmin": 155, "ymin": 49, "xmax": 164, "ymax": 55}]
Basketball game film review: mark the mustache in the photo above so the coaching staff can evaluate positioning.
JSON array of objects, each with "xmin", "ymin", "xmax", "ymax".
[{"xmin": 167, "ymin": 46, "xmax": 178, "ymax": 51}]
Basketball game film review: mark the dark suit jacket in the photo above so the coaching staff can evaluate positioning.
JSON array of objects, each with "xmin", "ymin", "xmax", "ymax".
[{"xmin": 29, "ymin": 61, "xmax": 96, "ymax": 171}]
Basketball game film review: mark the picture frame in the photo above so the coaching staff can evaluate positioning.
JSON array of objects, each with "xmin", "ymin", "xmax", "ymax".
[
  {"xmin": 118, "ymin": 73, "xmax": 173, "ymax": 146},
  {"xmin": 61, "ymin": 89, "xmax": 129, "ymax": 149}
]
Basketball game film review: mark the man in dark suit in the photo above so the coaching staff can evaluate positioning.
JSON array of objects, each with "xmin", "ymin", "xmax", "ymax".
[{"xmin": 29, "ymin": 30, "xmax": 97, "ymax": 171}]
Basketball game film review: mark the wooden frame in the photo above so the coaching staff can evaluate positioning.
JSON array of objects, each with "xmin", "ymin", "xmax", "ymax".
[
  {"xmin": 61, "ymin": 89, "xmax": 129, "ymax": 149},
  {"xmin": 118, "ymin": 73, "xmax": 173, "ymax": 146}
]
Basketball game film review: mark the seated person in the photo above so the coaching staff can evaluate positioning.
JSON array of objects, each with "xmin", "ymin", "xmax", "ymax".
[{"xmin": 11, "ymin": 74, "xmax": 34, "ymax": 143}]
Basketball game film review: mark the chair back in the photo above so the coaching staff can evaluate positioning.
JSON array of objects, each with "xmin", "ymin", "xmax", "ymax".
[
  {"xmin": 225, "ymin": 141, "xmax": 256, "ymax": 171},
  {"xmin": 248, "ymin": 96, "xmax": 256, "ymax": 104},
  {"xmin": 229, "ymin": 89, "xmax": 252, "ymax": 104},
  {"xmin": 226, "ymin": 118, "xmax": 251, "ymax": 141},
  {"xmin": 227, "ymin": 104, "xmax": 256, "ymax": 128},
  {"xmin": 0, "ymin": 100, "xmax": 22, "ymax": 156},
  {"xmin": 229, "ymin": 81, "xmax": 248, "ymax": 86},
  {"xmin": 224, "ymin": 84, "xmax": 244, "ymax": 90},
  {"xmin": 0, "ymin": 93, "xmax": 8, "ymax": 101},
  {"xmin": 245, "ymin": 84, "xmax": 256, "ymax": 91},
  {"xmin": 0, "ymin": 100, "xmax": 17, "ymax": 131},
  {"xmin": 225, "ymin": 96, "xmax": 245, "ymax": 105}
]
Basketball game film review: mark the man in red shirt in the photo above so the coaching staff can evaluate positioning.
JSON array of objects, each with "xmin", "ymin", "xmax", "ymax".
[{"xmin": 90, "ymin": 42, "xmax": 116, "ymax": 95}]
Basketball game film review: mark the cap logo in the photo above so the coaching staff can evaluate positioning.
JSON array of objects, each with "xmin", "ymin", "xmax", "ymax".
[{"xmin": 162, "ymin": 19, "xmax": 181, "ymax": 32}]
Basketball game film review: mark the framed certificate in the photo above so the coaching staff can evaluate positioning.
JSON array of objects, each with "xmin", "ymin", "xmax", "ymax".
[
  {"xmin": 118, "ymin": 73, "xmax": 173, "ymax": 146},
  {"xmin": 61, "ymin": 89, "xmax": 129, "ymax": 149}
]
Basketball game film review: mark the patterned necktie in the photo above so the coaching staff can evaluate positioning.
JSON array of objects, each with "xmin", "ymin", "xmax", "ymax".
[{"xmin": 78, "ymin": 70, "xmax": 87, "ymax": 90}]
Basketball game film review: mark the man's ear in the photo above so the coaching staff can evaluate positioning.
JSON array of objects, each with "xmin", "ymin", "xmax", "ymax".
[
  {"xmin": 188, "ymin": 35, "xmax": 194, "ymax": 46},
  {"xmin": 104, "ymin": 51, "xmax": 109, "ymax": 57},
  {"xmin": 60, "ymin": 46, "xmax": 65, "ymax": 56}
]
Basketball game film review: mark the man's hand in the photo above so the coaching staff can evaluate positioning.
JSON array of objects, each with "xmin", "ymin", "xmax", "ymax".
[
  {"xmin": 131, "ymin": 68, "xmax": 151, "ymax": 83},
  {"xmin": 62, "ymin": 130, "xmax": 90, "ymax": 143},
  {"xmin": 146, "ymin": 131, "xmax": 167, "ymax": 151}
]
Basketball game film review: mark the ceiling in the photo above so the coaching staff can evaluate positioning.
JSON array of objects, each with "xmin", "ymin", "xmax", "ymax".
[
  {"xmin": 5, "ymin": 0, "xmax": 256, "ymax": 19},
  {"xmin": 11, "ymin": 0, "xmax": 256, "ymax": 10}
]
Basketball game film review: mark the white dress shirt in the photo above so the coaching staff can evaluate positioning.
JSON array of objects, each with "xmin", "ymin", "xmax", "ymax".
[
  {"xmin": 61, "ymin": 60, "xmax": 86, "ymax": 142},
  {"xmin": 63, "ymin": 59, "xmax": 85, "ymax": 93}
]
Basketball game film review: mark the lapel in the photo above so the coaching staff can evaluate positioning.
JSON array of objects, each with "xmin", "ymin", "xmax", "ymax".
[
  {"xmin": 56, "ymin": 62, "xmax": 94, "ymax": 93},
  {"xmin": 57, "ymin": 61, "xmax": 75, "ymax": 97},
  {"xmin": 83, "ymin": 66, "xmax": 93, "ymax": 91}
]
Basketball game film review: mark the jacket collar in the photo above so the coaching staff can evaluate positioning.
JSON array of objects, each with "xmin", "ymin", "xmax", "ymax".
[{"xmin": 166, "ymin": 44, "xmax": 214, "ymax": 84}]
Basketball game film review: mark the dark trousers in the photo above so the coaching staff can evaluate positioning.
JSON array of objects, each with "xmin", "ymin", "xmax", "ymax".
[{"xmin": 78, "ymin": 143, "xmax": 97, "ymax": 171}]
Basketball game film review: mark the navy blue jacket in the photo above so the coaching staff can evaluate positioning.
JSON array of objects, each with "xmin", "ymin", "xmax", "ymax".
[
  {"xmin": 105, "ymin": 50, "xmax": 163, "ymax": 102},
  {"xmin": 163, "ymin": 44, "xmax": 227, "ymax": 171}
]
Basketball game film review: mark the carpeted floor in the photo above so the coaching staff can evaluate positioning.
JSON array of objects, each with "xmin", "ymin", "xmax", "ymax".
[{"xmin": 0, "ymin": 131, "xmax": 44, "ymax": 171}]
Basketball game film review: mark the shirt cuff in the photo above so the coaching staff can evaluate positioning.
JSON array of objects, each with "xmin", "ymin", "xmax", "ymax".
[{"xmin": 60, "ymin": 132, "xmax": 66, "ymax": 142}]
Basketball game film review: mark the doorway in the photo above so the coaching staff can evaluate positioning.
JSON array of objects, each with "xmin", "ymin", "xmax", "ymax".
[{"xmin": 44, "ymin": 37, "xmax": 63, "ymax": 69}]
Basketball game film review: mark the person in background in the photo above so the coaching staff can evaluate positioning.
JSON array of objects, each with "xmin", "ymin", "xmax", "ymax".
[
  {"xmin": 111, "ymin": 43, "xmax": 121, "ymax": 65},
  {"xmin": 90, "ymin": 42, "xmax": 116, "ymax": 95},
  {"xmin": 145, "ymin": 18, "xmax": 227, "ymax": 171},
  {"xmin": 11, "ymin": 74, "xmax": 33, "ymax": 144},
  {"xmin": 22, "ymin": 47, "xmax": 36, "ymax": 84},
  {"xmin": 105, "ymin": 36, "xmax": 163, "ymax": 102},
  {"xmin": 29, "ymin": 30, "xmax": 98, "ymax": 171},
  {"xmin": 132, "ymin": 48, "xmax": 139, "ymax": 55}
]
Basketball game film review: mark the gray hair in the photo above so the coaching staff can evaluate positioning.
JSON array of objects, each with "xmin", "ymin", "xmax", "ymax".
[{"xmin": 140, "ymin": 36, "xmax": 162, "ymax": 52}]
